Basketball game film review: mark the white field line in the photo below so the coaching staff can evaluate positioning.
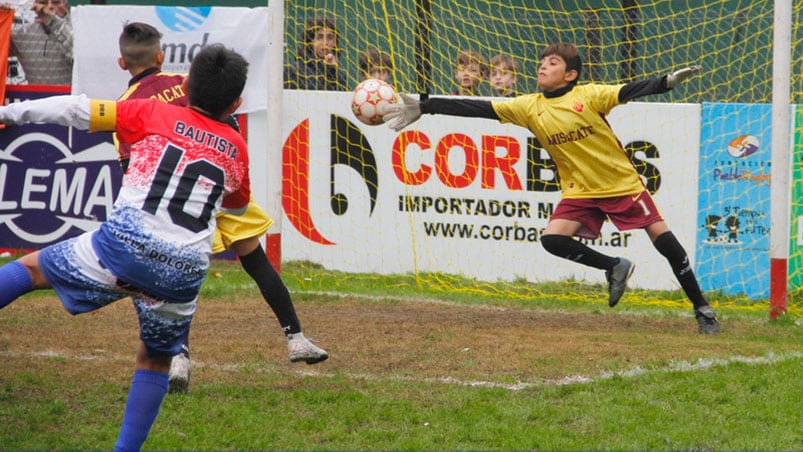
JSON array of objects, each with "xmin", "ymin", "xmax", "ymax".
[
  {"xmin": 295, "ymin": 289, "xmax": 514, "ymax": 311},
  {"xmin": 291, "ymin": 289, "xmax": 780, "ymax": 322},
  {"xmin": 293, "ymin": 289, "xmax": 637, "ymax": 317},
  {"xmin": 2, "ymin": 349, "xmax": 800, "ymax": 392}
]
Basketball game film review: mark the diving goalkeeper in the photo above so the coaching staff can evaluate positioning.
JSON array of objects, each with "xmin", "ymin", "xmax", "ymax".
[{"xmin": 384, "ymin": 42, "xmax": 718, "ymax": 334}]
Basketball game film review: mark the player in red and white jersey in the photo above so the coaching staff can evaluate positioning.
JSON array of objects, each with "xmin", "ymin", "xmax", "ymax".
[
  {"xmin": 384, "ymin": 42, "xmax": 719, "ymax": 334},
  {"xmin": 0, "ymin": 44, "xmax": 250, "ymax": 451},
  {"xmin": 92, "ymin": 96, "xmax": 250, "ymax": 300},
  {"xmin": 114, "ymin": 23, "xmax": 327, "ymax": 395}
]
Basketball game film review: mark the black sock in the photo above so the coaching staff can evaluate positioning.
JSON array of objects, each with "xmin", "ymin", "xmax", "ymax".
[
  {"xmin": 541, "ymin": 234, "xmax": 618, "ymax": 270},
  {"xmin": 653, "ymin": 231, "xmax": 708, "ymax": 309},
  {"xmin": 239, "ymin": 245, "xmax": 301, "ymax": 335}
]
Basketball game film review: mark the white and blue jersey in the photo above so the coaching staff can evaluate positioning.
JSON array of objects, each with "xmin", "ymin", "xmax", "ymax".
[{"xmin": 28, "ymin": 97, "xmax": 251, "ymax": 356}]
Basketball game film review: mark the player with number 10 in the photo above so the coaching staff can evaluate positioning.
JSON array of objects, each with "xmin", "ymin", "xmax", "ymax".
[{"xmin": 0, "ymin": 44, "xmax": 251, "ymax": 450}]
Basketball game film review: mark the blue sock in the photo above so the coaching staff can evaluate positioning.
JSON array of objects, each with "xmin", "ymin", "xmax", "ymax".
[
  {"xmin": 0, "ymin": 261, "xmax": 32, "ymax": 310},
  {"xmin": 114, "ymin": 369, "xmax": 169, "ymax": 452}
]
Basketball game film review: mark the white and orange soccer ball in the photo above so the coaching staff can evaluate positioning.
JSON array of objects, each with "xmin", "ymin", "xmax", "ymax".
[{"xmin": 351, "ymin": 78, "xmax": 399, "ymax": 126}]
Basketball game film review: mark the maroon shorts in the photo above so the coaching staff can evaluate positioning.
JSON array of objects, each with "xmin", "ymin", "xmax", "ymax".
[{"xmin": 551, "ymin": 190, "xmax": 664, "ymax": 239}]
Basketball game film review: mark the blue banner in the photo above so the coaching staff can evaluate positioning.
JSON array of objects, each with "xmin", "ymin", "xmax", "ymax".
[
  {"xmin": 0, "ymin": 85, "xmax": 120, "ymax": 250},
  {"xmin": 696, "ymin": 103, "xmax": 771, "ymax": 299}
]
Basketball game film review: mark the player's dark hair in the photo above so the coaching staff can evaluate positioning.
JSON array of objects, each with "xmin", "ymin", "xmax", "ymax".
[
  {"xmin": 119, "ymin": 22, "xmax": 162, "ymax": 69},
  {"xmin": 541, "ymin": 42, "xmax": 582, "ymax": 83},
  {"xmin": 187, "ymin": 44, "xmax": 249, "ymax": 118},
  {"xmin": 359, "ymin": 47, "xmax": 392, "ymax": 74},
  {"xmin": 298, "ymin": 16, "xmax": 340, "ymax": 57}
]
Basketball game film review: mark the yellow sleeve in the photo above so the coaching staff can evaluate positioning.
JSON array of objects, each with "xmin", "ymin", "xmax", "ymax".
[
  {"xmin": 585, "ymin": 84, "xmax": 625, "ymax": 115},
  {"xmin": 492, "ymin": 94, "xmax": 538, "ymax": 128},
  {"xmin": 88, "ymin": 99, "xmax": 117, "ymax": 132}
]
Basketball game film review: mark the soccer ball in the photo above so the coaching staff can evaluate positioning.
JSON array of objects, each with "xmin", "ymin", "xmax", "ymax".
[{"xmin": 351, "ymin": 79, "xmax": 399, "ymax": 126}]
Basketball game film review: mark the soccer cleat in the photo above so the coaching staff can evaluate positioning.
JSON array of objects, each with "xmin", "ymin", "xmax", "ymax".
[
  {"xmin": 695, "ymin": 305, "xmax": 720, "ymax": 334},
  {"xmin": 168, "ymin": 353, "xmax": 191, "ymax": 394},
  {"xmin": 287, "ymin": 332, "xmax": 329, "ymax": 365},
  {"xmin": 606, "ymin": 258, "xmax": 635, "ymax": 307}
]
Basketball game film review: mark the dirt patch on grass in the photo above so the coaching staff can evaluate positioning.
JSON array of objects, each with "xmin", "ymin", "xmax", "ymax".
[{"xmin": 1, "ymin": 293, "xmax": 796, "ymax": 390}]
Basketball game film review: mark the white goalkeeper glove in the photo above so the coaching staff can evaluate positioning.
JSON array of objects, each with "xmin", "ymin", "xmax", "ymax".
[
  {"xmin": 383, "ymin": 93, "xmax": 422, "ymax": 132},
  {"xmin": 665, "ymin": 65, "xmax": 701, "ymax": 88}
]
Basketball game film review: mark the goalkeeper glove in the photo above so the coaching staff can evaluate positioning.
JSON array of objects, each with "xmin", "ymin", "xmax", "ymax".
[
  {"xmin": 383, "ymin": 93, "xmax": 422, "ymax": 132},
  {"xmin": 665, "ymin": 65, "xmax": 701, "ymax": 88}
]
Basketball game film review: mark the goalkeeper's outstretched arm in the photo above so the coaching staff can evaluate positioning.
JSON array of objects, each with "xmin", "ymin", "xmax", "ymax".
[
  {"xmin": 383, "ymin": 65, "xmax": 701, "ymax": 132},
  {"xmin": 619, "ymin": 65, "xmax": 702, "ymax": 103},
  {"xmin": 383, "ymin": 93, "xmax": 499, "ymax": 132}
]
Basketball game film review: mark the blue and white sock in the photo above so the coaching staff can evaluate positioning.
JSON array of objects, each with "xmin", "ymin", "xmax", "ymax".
[
  {"xmin": 114, "ymin": 369, "xmax": 169, "ymax": 452},
  {"xmin": 0, "ymin": 261, "xmax": 32, "ymax": 310}
]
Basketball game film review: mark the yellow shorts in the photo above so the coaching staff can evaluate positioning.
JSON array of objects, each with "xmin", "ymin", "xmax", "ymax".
[{"xmin": 212, "ymin": 200, "xmax": 274, "ymax": 254}]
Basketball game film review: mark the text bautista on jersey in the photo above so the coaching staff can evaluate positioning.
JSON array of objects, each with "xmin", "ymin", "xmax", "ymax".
[{"xmin": 174, "ymin": 121, "xmax": 238, "ymax": 158}]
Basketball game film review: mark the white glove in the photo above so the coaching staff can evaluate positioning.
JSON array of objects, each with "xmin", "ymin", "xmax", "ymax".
[
  {"xmin": 665, "ymin": 65, "xmax": 701, "ymax": 88},
  {"xmin": 383, "ymin": 93, "xmax": 422, "ymax": 132}
]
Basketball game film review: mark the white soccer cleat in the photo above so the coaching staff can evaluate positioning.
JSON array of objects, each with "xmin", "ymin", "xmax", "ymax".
[
  {"xmin": 168, "ymin": 353, "xmax": 191, "ymax": 393},
  {"xmin": 287, "ymin": 332, "xmax": 329, "ymax": 365}
]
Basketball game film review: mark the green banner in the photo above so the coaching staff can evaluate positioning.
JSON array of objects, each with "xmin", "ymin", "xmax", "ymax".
[{"xmin": 790, "ymin": 106, "xmax": 803, "ymax": 292}]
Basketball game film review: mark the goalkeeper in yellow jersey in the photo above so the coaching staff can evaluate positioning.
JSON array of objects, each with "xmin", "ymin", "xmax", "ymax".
[
  {"xmin": 384, "ymin": 42, "xmax": 719, "ymax": 334},
  {"xmin": 115, "ymin": 23, "xmax": 328, "ymax": 393}
]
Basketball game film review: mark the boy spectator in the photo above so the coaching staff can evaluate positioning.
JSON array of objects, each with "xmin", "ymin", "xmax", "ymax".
[
  {"xmin": 284, "ymin": 16, "xmax": 347, "ymax": 91},
  {"xmin": 452, "ymin": 49, "xmax": 487, "ymax": 96},
  {"xmin": 358, "ymin": 47, "xmax": 392, "ymax": 82},
  {"xmin": 489, "ymin": 53, "xmax": 519, "ymax": 97}
]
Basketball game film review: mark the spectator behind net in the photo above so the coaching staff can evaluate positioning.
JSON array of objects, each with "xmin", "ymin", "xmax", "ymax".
[
  {"xmin": 0, "ymin": 0, "xmax": 72, "ymax": 85},
  {"xmin": 452, "ymin": 49, "xmax": 488, "ymax": 96},
  {"xmin": 284, "ymin": 16, "xmax": 347, "ymax": 91},
  {"xmin": 358, "ymin": 47, "xmax": 392, "ymax": 82},
  {"xmin": 489, "ymin": 53, "xmax": 520, "ymax": 97}
]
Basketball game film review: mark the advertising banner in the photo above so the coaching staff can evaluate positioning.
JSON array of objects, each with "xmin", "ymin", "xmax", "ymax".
[
  {"xmin": 0, "ymin": 85, "xmax": 121, "ymax": 250},
  {"xmin": 279, "ymin": 91, "xmax": 702, "ymax": 291},
  {"xmin": 71, "ymin": 5, "xmax": 268, "ymax": 113},
  {"xmin": 696, "ymin": 103, "xmax": 771, "ymax": 299}
]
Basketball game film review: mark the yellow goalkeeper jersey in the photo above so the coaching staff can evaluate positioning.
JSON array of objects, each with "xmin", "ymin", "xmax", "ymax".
[{"xmin": 492, "ymin": 84, "xmax": 645, "ymax": 199}]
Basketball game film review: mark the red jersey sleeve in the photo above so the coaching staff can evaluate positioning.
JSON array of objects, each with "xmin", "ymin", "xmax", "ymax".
[{"xmin": 222, "ymin": 152, "xmax": 251, "ymax": 210}]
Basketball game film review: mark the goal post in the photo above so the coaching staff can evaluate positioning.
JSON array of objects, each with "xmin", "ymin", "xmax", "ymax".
[
  {"xmin": 265, "ymin": 0, "xmax": 285, "ymax": 272},
  {"xmin": 770, "ymin": 0, "xmax": 792, "ymax": 318}
]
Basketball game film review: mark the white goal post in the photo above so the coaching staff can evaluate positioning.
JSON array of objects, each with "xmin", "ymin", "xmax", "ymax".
[
  {"xmin": 265, "ymin": 0, "xmax": 285, "ymax": 271},
  {"xmin": 770, "ymin": 0, "xmax": 791, "ymax": 318}
]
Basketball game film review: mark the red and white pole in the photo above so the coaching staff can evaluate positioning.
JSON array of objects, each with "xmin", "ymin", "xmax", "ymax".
[
  {"xmin": 265, "ymin": 0, "xmax": 285, "ymax": 272},
  {"xmin": 769, "ymin": 0, "xmax": 791, "ymax": 318}
]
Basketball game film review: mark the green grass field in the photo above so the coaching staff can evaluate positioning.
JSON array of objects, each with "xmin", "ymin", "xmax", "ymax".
[{"xmin": 1, "ymin": 259, "xmax": 801, "ymax": 450}]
